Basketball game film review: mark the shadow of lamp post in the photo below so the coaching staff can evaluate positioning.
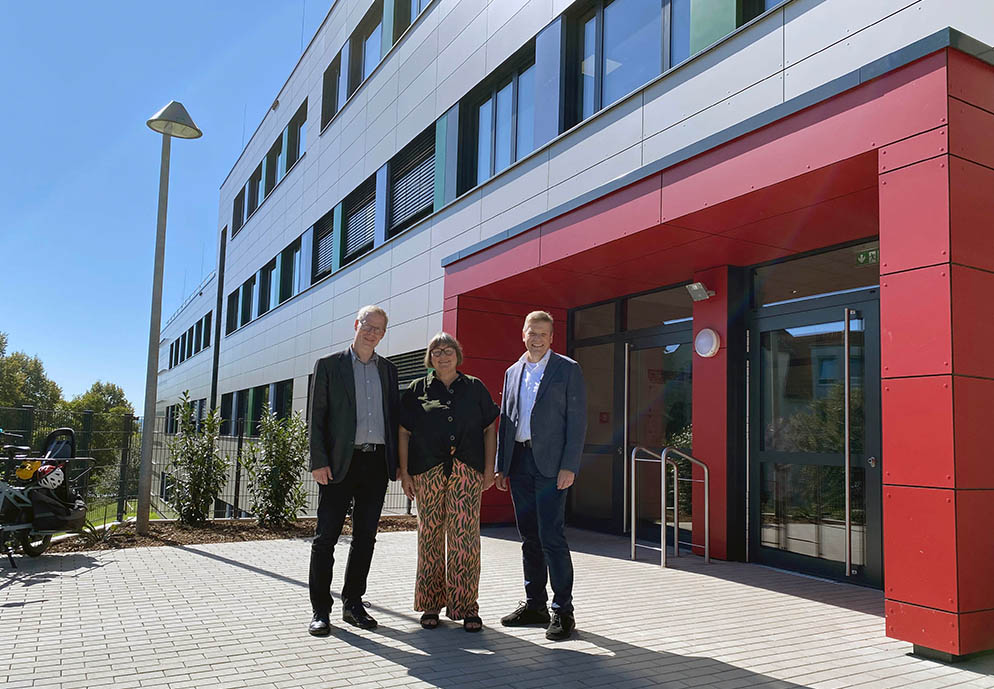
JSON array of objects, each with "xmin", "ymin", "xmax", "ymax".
[{"xmin": 137, "ymin": 101, "xmax": 202, "ymax": 535}]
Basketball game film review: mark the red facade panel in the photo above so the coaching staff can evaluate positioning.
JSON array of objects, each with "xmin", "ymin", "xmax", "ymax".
[
  {"xmin": 948, "ymin": 98, "xmax": 994, "ymax": 171},
  {"xmin": 883, "ymin": 485, "xmax": 958, "ymax": 611},
  {"xmin": 878, "ymin": 157, "xmax": 950, "ymax": 275},
  {"xmin": 956, "ymin": 489, "xmax": 994, "ymax": 613},
  {"xmin": 951, "ymin": 265, "xmax": 994, "ymax": 379},
  {"xmin": 947, "ymin": 49, "xmax": 994, "ymax": 116},
  {"xmin": 879, "ymin": 266, "xmax": 952, "ymax": 378},
  {"xmin": 960, "ymin": 610, "xmax": 994, "ymax": 656},
  {"xmin": 881, "ymin": 376, "xmax": 954, "ymax": 488},
  {"xmin": 953, "ymin": 376, "xmax": 994, "ymax": 490},
  {"xmin": 885, "ymin": 601, "xmax": 961, "ymax": 655},
  {"xmin": 949, "ymin": 157, "xmax": 994, "ymax": 273},
  {"xmin": 878, "ymin": 126, "xmax": 947, "ymax": 174}
]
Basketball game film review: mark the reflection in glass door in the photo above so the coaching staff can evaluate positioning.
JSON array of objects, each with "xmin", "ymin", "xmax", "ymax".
[
  {"xmin": 627, "ymin": 338, "xmax": 692, "ymax": 542},
  {"xmin": 750, "ymin": 293, "xmax": 881, "ymax": 586}
]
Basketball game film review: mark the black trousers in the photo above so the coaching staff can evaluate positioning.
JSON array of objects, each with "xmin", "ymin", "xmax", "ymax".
[
  {"xmin": 308, "ymin": 447, "xmax": 388, "ymax": 614},
  {"xmin": 508, "ymin": 443, "xmax": 574, "ymax": 613}
]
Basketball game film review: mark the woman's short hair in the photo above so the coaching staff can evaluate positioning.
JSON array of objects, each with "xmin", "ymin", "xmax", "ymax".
[{"xmin": 424, "ymin": 331, "xmax": 464, "ymax": 368}]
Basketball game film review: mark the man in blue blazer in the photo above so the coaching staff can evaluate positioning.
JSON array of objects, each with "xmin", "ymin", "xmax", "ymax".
[{"xmin": 495, "ymin": 310, "xmax": 587, "ymax": 640}]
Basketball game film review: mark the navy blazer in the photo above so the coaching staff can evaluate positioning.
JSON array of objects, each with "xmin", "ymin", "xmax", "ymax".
[
  {"xmin": 308, "ymin": 349, "xmax": 400, "ymax": 483},
  {"xmin": 496, "ymin": 351, "xmax": 587, "ymax": 478}
]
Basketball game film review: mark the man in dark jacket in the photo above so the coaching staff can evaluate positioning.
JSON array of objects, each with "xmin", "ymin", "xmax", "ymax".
[
  {"xmin": 495, "ymin": 310, "xmax": 587, "ymax": 640},
  {"xmin": 307, "ymin": 305, "xmax": 399, "ymax": 636}
]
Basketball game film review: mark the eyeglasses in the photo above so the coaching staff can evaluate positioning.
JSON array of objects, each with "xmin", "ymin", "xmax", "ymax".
[
  {"xmin": 430, "ymin": 347, "xmax": 456, "ymax": 358},
  {"xmin": 359, "ymin": 321, "xmax": 385, "ymax": 336}
]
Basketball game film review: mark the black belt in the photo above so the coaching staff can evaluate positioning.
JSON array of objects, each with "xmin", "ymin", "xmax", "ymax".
[
  {"xmin": 515, "ymin": 439, "xmax": 532, "ymax": 448},
  {"xmin": 354, "ymin": 443, "xmax": 384, "ymax": 453}
]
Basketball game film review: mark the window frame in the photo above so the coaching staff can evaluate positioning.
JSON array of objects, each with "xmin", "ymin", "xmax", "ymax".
[{"xmin": 349, "ymin": 0, "xmax": 385, "ymax": 97}]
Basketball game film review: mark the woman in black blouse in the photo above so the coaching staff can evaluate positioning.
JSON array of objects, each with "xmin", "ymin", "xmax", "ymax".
[{"xmin": 398, "ymin": 332, "xmax": 498, "ymax": 632}]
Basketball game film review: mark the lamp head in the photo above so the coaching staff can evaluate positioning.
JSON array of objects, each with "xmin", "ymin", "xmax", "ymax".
[
  {"xmin": 147, "ymin": 101, "xmax": 202, "ymax": 139},
  {"xmin": 686, "ymin": 282, "xmax": 715, "ymax": 302}
]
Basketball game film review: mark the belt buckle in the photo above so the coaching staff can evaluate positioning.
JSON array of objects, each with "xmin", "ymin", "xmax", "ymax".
[{"xmin": 357, "ymin": 443, "xmax": 375, "ymax": 452}]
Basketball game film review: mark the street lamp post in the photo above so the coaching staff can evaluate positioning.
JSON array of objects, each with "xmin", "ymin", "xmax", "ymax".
[{"xmin": 137, "ymin": 101, "xmax": 202, "ymax": 535}]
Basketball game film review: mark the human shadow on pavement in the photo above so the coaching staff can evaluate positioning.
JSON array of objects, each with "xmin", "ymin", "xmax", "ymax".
[{"xmin": 324, "ymin": 620, "xmax": 808, "ymax": 689}]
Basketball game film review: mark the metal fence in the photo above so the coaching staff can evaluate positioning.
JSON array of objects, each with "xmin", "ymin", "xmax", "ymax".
[{"xmin": 1, "ymin": 406, "xmax": 410, "ymax": 525}]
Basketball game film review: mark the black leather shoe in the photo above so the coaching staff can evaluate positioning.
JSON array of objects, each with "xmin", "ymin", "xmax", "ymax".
[
  {"xmin": 308, "ymin": 612, "xmax": 330, "ymax": 637},
  {"xmin": 546, "ymin": 610, "xmax": 575, "ymax": 640},
  {"xmin": 342, "ymin": 601, "xmax": 378, "ymax": 630},
  {"xmin": 500, "ymin": 602, "xmax": 551, "ymax": 627}
]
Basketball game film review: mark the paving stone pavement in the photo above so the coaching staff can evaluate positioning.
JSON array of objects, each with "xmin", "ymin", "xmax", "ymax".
[{"xmin": 2, "ymin": 527, "xmax": 993, "ymax": 689}]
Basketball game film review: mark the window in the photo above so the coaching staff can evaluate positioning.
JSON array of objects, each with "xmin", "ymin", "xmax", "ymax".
[
  {"xmin": 239, "ymin": 276, "xmax": 255, "ymax": 328},
  {"xmin": 226, "ymin": 291, "xmax": 238, "ymax": 335},
  {"xmin": 312, "ymin": 209, "xmax": 335, "ymax": 280},
  {"xmin": 168, "ymin": 342, "xmax": 174, "ymax": 368},
  {"xmin": 388, "ymin": 349, "xmax": 428, "ymax": 391},
  {"xmin": 279, "ymin": 239, "xmax": 302, "ymax": 303},
  {"xmin": 286, "ymin": 100, "xmax": 307, "ymax": 170},
  {"xmin": 202, "ymin": 312, "xmax": 212, "ymax": 348},
  {"xmin": 349, "ymin": 1, "xmax": 385, "ymax": 95},
  {"xmin": 363, "ymin": 23, "xmax": 382, "ymax": 80},
  {"xmin": 342, "ymin": 176, "xmax": 376, "ymax": 265},
  {"xmin": 321, "ymin": 54, "xmax": 341, "ymax": 129},
  {"xmin": 468, "ymin": 55, "xmax": 537, "ymax": 189},
  {"xmin": 186, "ymin": 326, "xmax": 194, "ymax": 358},
  {"xmin": 179, "ymin": 333, "xmax": 186, "ymax": 362},
  {"xmin": 410, "ymin": 0, "xmax": 429, "ymax": 20},
  {"xmin": 194, "ymin": 319, "xmax": 203, "ymax": 354},
  {"xmin": 247, "ymin": 166, "xmax": 262, "ymax": 217},
  {"xmin": 273, "ymin": 379, "xmax": 294, "ymax": 420},
  {"xmin": 573, "ymin": 0, "xmax": 662, "ymax": 125},
  {"xmin": 258, "ymin": 259, "xmax": 276, "ymax": 317},
  {"xmin": 232, "ymin": 188, "xmax": 246, "ymax": 235},
  {"xmin": 389, "ymin": 126, "xmax": 435, "ymax": 235},
  {"xmin": 220, "ymin": 392, "xmax": 233, "ymax": 435}
]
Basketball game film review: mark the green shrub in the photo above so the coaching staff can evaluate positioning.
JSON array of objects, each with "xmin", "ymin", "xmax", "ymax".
[
  {"xmin": 243, "ymin": 410, "xmax": 308, "ymax": 527},
  {"xmin": 166, "ymin": 392, "xmax": 228, "ymax": 525}
]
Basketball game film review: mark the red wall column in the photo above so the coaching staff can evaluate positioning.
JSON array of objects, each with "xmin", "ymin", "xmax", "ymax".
[
  {"xmin": 690, "ymin": 266, "xmax": 748, "ymax": 561},
  {"xmin": 879, "ymin": 52, "xmax": 994, "ymax": 657}
]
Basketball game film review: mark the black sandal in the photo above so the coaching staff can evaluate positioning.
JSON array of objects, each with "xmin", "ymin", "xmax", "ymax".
[
  {"xmin": 463, "ymin": 615, "xmax": 483, "ymax": 632},
  {"xmin": 420, "ymin": 612, "xmax": 440, "ymax": 629}
]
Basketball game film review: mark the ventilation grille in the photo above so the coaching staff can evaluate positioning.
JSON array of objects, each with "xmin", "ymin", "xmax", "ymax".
[{"xmin": 388, "ymin": 349, "xmax": 427, "ymax": 391}]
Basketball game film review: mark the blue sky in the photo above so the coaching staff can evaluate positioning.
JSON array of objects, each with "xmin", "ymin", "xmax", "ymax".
[{"xmin": 0, "ymin": 1, "xmax": 329, "ymax": 410}]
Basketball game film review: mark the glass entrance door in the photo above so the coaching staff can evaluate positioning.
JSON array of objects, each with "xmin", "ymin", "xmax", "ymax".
[
  {"xmin": 626, "ymin": 335, "xmax": 693, "ymax": 543},
  {"xmin": 749, "ymin": 291, "xmax": 882, "ymax": 586}
]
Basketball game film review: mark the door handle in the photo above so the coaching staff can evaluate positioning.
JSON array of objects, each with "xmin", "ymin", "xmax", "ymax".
[{"xmin": 844, "ymin": 307, "xmax": 853, "ymax": 577}]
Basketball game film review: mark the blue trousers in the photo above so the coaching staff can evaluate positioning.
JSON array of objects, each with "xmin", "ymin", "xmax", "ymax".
[{"xmin": 509, "ymin": 443, "xmax": 574, "ymax": 613}]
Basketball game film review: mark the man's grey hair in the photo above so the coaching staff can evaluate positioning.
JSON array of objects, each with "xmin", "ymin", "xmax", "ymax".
[{"xmin": 356, "ymin": 304, "xmax": 388, "ymax": 326}]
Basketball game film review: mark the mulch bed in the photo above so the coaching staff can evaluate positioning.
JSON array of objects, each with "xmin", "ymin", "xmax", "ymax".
[{"xmin": 47, "ymin": 515, "xmax": 418, "ymax": 553}]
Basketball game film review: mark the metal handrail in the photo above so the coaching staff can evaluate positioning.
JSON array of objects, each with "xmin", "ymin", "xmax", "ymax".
[{"xmin": 630, "ymin": 445, "xmax": 710, "ymax": 566}]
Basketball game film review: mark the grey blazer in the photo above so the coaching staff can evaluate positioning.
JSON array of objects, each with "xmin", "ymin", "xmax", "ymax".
[{"xmin": 496, "ymin": 352, "xmax": 587, "ymax": 478}]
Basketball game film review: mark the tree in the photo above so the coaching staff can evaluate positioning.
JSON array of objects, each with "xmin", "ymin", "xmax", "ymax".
[
  {"xmin": 63, "ymin": 381, "xmax": 134, "ymax": 416},
  {"xmin": 0, "ymin": 331, "xmax": 63, "ymax": 410},
  {"xmin": 62, "ymin": 381, "xmax": 137, "ymax": 491},
  {"xmin": 167, "ymin": 392, "xmax": 228, "ymax": 525}
]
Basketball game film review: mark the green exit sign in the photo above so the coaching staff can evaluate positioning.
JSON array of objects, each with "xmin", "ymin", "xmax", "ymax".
[{"xmin": 857, "ymin": 249, "xmax": 879, "ymax": 266}]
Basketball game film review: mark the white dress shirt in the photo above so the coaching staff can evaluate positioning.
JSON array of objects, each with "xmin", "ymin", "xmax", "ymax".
[{"xmin": 515, "ymin": 349, "xmax": 552, "ymax": 442}]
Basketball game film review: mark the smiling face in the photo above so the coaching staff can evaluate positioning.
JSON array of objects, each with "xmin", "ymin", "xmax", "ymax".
[
  {"xmin": 353, "ymin": 311, "xmax": 386, "ymax": 358},
  {"xmin": 429, "ymin": 344, "xmax": 458, "ymax": 377},
  {"xmin": 522, "ymin": 319, "xmax": 553, "ymax": 363}
]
